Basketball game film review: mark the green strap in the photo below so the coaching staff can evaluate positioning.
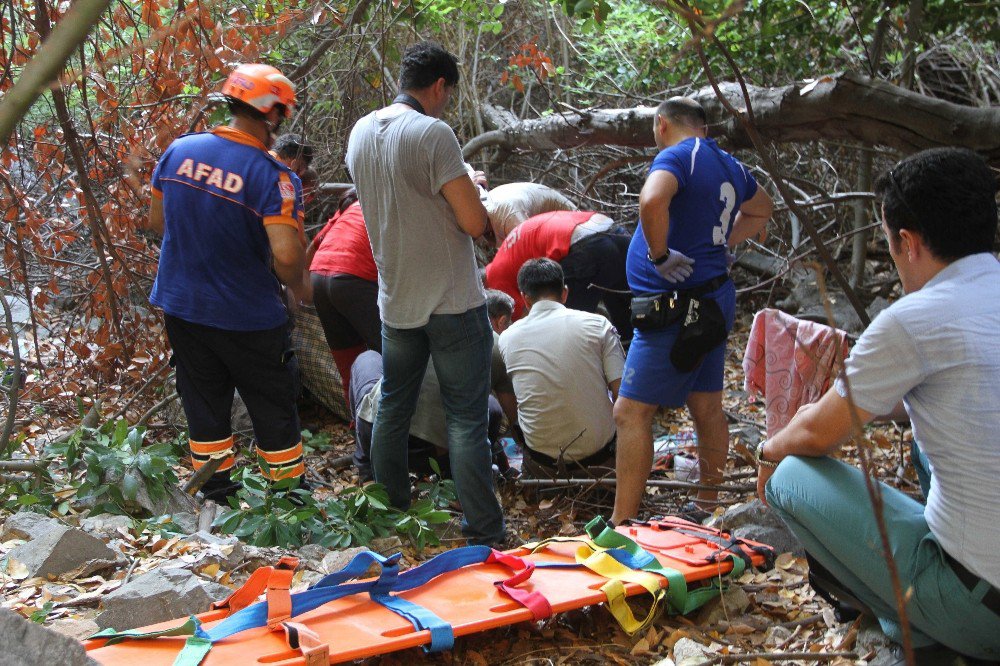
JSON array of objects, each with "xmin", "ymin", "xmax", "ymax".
[
  {"xmin": 89, "ymin": 616, "xmax": 199, "ymax": 646},
  {"xmin": 173, "ymin": 636, "xmax": 213, "ymax": 666}
]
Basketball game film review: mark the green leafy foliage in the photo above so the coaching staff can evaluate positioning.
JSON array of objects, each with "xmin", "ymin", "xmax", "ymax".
[
  {"xmin": 1, "ymin": 419, "xmax": 181, "ymax": 517},
  {"xmin": 214, "ymin": 464, "xmax": 457, "ymax": 550}
]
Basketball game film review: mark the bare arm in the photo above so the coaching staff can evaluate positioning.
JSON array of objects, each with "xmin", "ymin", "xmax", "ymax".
[
  {"xmin": 608, "ymin": 378, "xmax": 621, "ymax": 402},
  {"xmin": 440, "ymin": 173, "xmax": 489, "ymax": 239},
  {"xmin": 638, "ymin": 170, "xmax": 679, "ymax": 259},
  {"xmin": 147, "ymin": 195, "xmax": 164, "ymax": 235},
  {"xmin": 757, "ymin": 387, "xmax": 875, "ymax": 503},
  {"xmin": 266, "ymin": 224, "xmax": 313, "ymax": 305},
  {"xmin": 728, "ymin": 186, "xmax": 773, "ymax": 247}
]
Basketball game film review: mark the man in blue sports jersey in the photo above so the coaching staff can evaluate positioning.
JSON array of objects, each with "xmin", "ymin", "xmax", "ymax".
[
  {"xmin": 146, "ymin": 64, "xmax": 313, "ymax": 501},
  {"xmin": 611, "ymin": 97, "xmax": 773, "ymax": 525}
]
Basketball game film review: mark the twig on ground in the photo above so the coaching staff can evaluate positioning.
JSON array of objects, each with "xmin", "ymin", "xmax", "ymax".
[
  {"xmin": 517, "ymin": 477, "xmax": 755, "ymax": 492},
  {"xmin": 712, "ymin": 651, "xmax": 857, "ymax": 663},
  {"xmin": 182, "ymin": 457, "xmax": 223, "ymax": 496}
]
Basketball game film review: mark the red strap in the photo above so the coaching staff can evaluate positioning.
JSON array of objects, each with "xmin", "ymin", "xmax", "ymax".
[
  {"xmin": 487, "ymin": 550, "xmax": 553, "ymax": 620},
  {"xmin": 281, "ymin": 621, "xmax": 329, "ymax": 666}
]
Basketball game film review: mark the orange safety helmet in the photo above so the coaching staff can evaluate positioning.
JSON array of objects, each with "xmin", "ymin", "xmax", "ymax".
[{"xmin": 220, "ymin": 64, "xmax": 296, "ymax": 118}]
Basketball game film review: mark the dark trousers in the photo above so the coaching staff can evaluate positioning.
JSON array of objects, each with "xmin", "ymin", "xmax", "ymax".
[
  {"xmin": 165, "ymin": 314, "xmax": 302, "ymax": 479},
  {"xmin": 349, "ymin": 350, "xmax": 502, "ymax": 483},
  {"xmin": 312, "ymin": 273, "xmax": 382, "ymax": 352},
  {"xmin": 559, "ymin": 229, "xmax": 633, "ymax": 340}
]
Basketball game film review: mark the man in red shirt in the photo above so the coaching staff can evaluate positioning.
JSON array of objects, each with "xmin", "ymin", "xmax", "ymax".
[{"xmin": 485, "ymin": 210, "xmax": 632, "ymax": 340}]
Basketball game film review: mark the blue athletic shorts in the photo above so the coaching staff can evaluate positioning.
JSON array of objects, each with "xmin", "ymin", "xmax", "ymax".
[{"xmin": 619, "ymin": 280, "xmax": 736, "ymax": 408}]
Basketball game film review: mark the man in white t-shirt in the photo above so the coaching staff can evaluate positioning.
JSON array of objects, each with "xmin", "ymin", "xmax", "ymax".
[
  {"xmin": 485, "ymin": 182, "xmax": 576, "ymax": 242},
  {"xmin": 346, "ymin": 41, "xmax": 504, "ymax": 546},
  {"xmin": 498, "ymin": 259, "xmax": 625, "ymax": 478},
  {"xmin": 757, "ymin": 147, "xmax": 1000, "ymax": 661}
]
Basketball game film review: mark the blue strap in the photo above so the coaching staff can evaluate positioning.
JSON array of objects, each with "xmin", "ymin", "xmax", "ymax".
[
  {"xmin": 204, "ymin": 550, "xmax": 400, "ymax": 642},
  {"xmin": 373, "ymin": 594, "xmax": 454, "ymax": 652}
]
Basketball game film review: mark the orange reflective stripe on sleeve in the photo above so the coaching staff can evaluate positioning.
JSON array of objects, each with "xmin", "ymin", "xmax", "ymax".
[
  {"xmin": 262, "ymin": 215, "xmax": 299, "ymax": 228},
  {"xmin": 278, "ymin": 171, "xmax": 295, "ymax": 219}
]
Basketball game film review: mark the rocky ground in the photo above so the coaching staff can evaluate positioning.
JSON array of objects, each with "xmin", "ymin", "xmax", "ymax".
[{"xmin": 0, "ymin": 316, "xmax": 924, "ymax": 665}]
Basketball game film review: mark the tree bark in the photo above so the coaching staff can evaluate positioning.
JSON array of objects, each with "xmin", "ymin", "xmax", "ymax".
[
  {"xmin": 463, "ymin": 72, "xmax": 1000, "ymax": 166},
  {"xmin": 0, "ymin": 0, "xmax": 113, "ymax": 145}
]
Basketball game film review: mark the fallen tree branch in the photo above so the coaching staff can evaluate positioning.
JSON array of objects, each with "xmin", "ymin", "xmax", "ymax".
[
  {"xmin": 712, "ymin": 651, "xmax": 857, "ymax": 663},
  {"xmin": 462, "ymin": 73, "xmax": 1000, "ymax": 166},
  {"xmin": 0, "ymin": 289, "xmax": 22, "ymax": 456},
  {"xmin": 516, "ymin": 478, "xmax": 755, "ymax": 492},
  {"xmin": 136, "ymin": 391, "xmax": 178, "ymax": 427},
  {"xmin": 182, "ymin": 456, "xmax": 223, "ymax": 496},
  {"xmin": 0, "ymin": 460, "xmax": 47, "ymax": 472},
  {"xmin": 0, "ymin": 0, "xmax": 114, "ymax": 144}
]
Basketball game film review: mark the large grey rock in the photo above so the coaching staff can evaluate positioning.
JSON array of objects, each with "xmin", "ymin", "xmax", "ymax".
[
  {"xmin": 296, "ymin": 543, "xmax": 330, "ymax": 571},
  {"xmin": 672, "ymin": 637, "xmax": 715, "ymax": 666},
  {"xmin": 96, "ymin": 568, "xmax": 231, "ymax": 630},
  {"xmin": 169, "ymin": 512, "xmax": 199, "ymax": 534},
  {"xmin": 320, "ymin": 547, "xmax": 372, "ymax": 575},
  {"xmin": 0, "ymin": 607, "xmax": 99, "ymax": 665},
  {"xmin": 1, "ymin": 511, "xmax": 62, "ymax": 542},
  {"xmin": 182, "ymin": 531, "xmax": 245, "ymax": 569},
  {"xmin": 79, "ymin": 514, "xmax": 134, "ymax": 540},
  {"xmin": 6, "ymin": 524, "xmax": 120, "ymax": 579},
  {"xmin": 48, "ymin": 618, "xmax": 101, "ymax": 641},
  {"xmin": 696, "ymin": 585, "xmax": 752, "ymax": 625},
  {"xmin": 715, "ymin": 499, "xmax": 804, "ymax": 558}
]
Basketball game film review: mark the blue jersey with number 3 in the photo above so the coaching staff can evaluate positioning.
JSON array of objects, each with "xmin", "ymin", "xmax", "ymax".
[{"xmin": 627, "ymin": 137, "xmax": 758, "ymax": 294}]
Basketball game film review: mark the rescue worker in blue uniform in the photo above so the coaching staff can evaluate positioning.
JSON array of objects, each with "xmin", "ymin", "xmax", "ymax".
[
  {"xmin": 146, "ymin": 64, "xmax": 312, "ymax": 499},
  {"xmin": 611, "ymin": 97, "xmax": 773, "ymax": 524}
]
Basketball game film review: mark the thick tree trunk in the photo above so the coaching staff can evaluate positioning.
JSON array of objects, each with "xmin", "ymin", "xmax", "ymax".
[{"xmin": 463, "ymin": 72, "xmax": 1000, "ymax": 166}]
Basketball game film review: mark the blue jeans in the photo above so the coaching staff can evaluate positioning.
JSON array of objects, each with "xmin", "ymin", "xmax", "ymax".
[
  {"xmin": 370, "ymin": 304, "xmax": 505, "ymax": 545},
  {"xmin": 766, "ymin": 456, "xmax": 1000, "ymax": 659}
]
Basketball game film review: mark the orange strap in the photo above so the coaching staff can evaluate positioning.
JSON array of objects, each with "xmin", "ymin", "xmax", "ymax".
[
  {"xmin": 211, "ymin": 556, "xmax": 299, "ymax": 621},
  {"xmin": 282, "ymin": 621, "xmax": 329, "ymax": 666},
  {"xmin": 266, "ymin": 556, "xmax": 299, "ymax": 629}
]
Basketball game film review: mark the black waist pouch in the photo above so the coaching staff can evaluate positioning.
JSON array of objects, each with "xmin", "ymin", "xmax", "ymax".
[
  {"xmin": 670, "ymin": 297, "xmax": 727, "ymax": 372},
  {"xmin": 630, "ymin": 292, "xmax": 686, "ymax": 331}
]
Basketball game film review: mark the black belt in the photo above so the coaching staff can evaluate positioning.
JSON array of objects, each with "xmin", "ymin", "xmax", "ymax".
[
  {"xmin": 524, "ymin": 434, "xmax": 616, "ymax": 469},
  {"xmin": 945, "ymin": 551, "xmax": 1000, "ymax": 616},
  {"xmin": 680, "ymin": 274, "xmax": 730, "ymax": 298}
]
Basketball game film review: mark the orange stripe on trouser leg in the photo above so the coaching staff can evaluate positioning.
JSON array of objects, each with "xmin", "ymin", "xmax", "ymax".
[
  {"xmin": 190, "ymin": 436, "xmax": 236, "ymax": 473},
  {"xmin": 190, "ymin": 436, "xmax": 235, "ymax": 456},
  {"xmin": 192, "ymin": 455, "xmax": 236, "ymax": 473},
  {"xmin": 259, "ymin": 442, "xmax": 304, "ymax": 480},
  {"xmin": 261, "ymin": 461, "xmax": 305, "ymax": 481},
  {"xmin": 258, "ymin": 442, "xmax": 303, "ymax": 466}
]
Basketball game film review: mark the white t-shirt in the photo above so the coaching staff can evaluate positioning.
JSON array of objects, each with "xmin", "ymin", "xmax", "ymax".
[
  {"xmin": 346, "ymin": 110, "xmax": 484, "ymax": 329},
  {"xmin": 498, "ymin": 301, "xmax": 625, "ymax": 460},
  {"xmin": 835, "ymin": 253, "xmax": 1000, "ymax": 587},
  {"xmin": 485, "ymin": 182, "xmax": 576, "ymax": 243}
]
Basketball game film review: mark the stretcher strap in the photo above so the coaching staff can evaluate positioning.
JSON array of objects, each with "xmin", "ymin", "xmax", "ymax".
[
  {"xmin": 282, "ymin": 621, "xmax": 329, "ymax": 666},
  {"xmin": 488, "ymin": 550, "xmax": 553, "ymax": 620},
  {"xmin": 168, "ymin": 546, "xmax": 548, "ymax": 663},
  {"xmin": 90, "ymin": 616, "xmax": 204, "ymax": 645},
  {"xmin": 211, "ymin": 555, "xmax": 300, "ymax": 614},
  {"xmin": 373, "ymin": 593, "xmax": 454, "ymax": 652}
]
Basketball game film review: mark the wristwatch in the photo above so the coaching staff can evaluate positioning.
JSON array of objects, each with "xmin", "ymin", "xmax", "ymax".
[
  {"xmin": 647, "ymin": 248, "xmax": 671, "ymax": 265},
  {"xmin": 755, "ymin": 440, "xmax": 778, "ymax": 469}
]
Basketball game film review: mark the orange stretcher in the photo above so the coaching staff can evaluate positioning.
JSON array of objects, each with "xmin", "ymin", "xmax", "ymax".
[{"xmin": 84, "ymin": 516, "xmax": 772, "ymax": 665}]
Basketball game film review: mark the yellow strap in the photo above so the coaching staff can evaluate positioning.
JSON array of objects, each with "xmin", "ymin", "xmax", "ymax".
[{"xmin": 574, "ymin": 546, "xmax": 664, "ymax": 634}]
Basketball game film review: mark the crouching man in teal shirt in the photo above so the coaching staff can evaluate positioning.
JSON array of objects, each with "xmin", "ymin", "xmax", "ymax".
[{"xmin": 756, "ymin": 147, "xmax": 1000, "ymax": 662}]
